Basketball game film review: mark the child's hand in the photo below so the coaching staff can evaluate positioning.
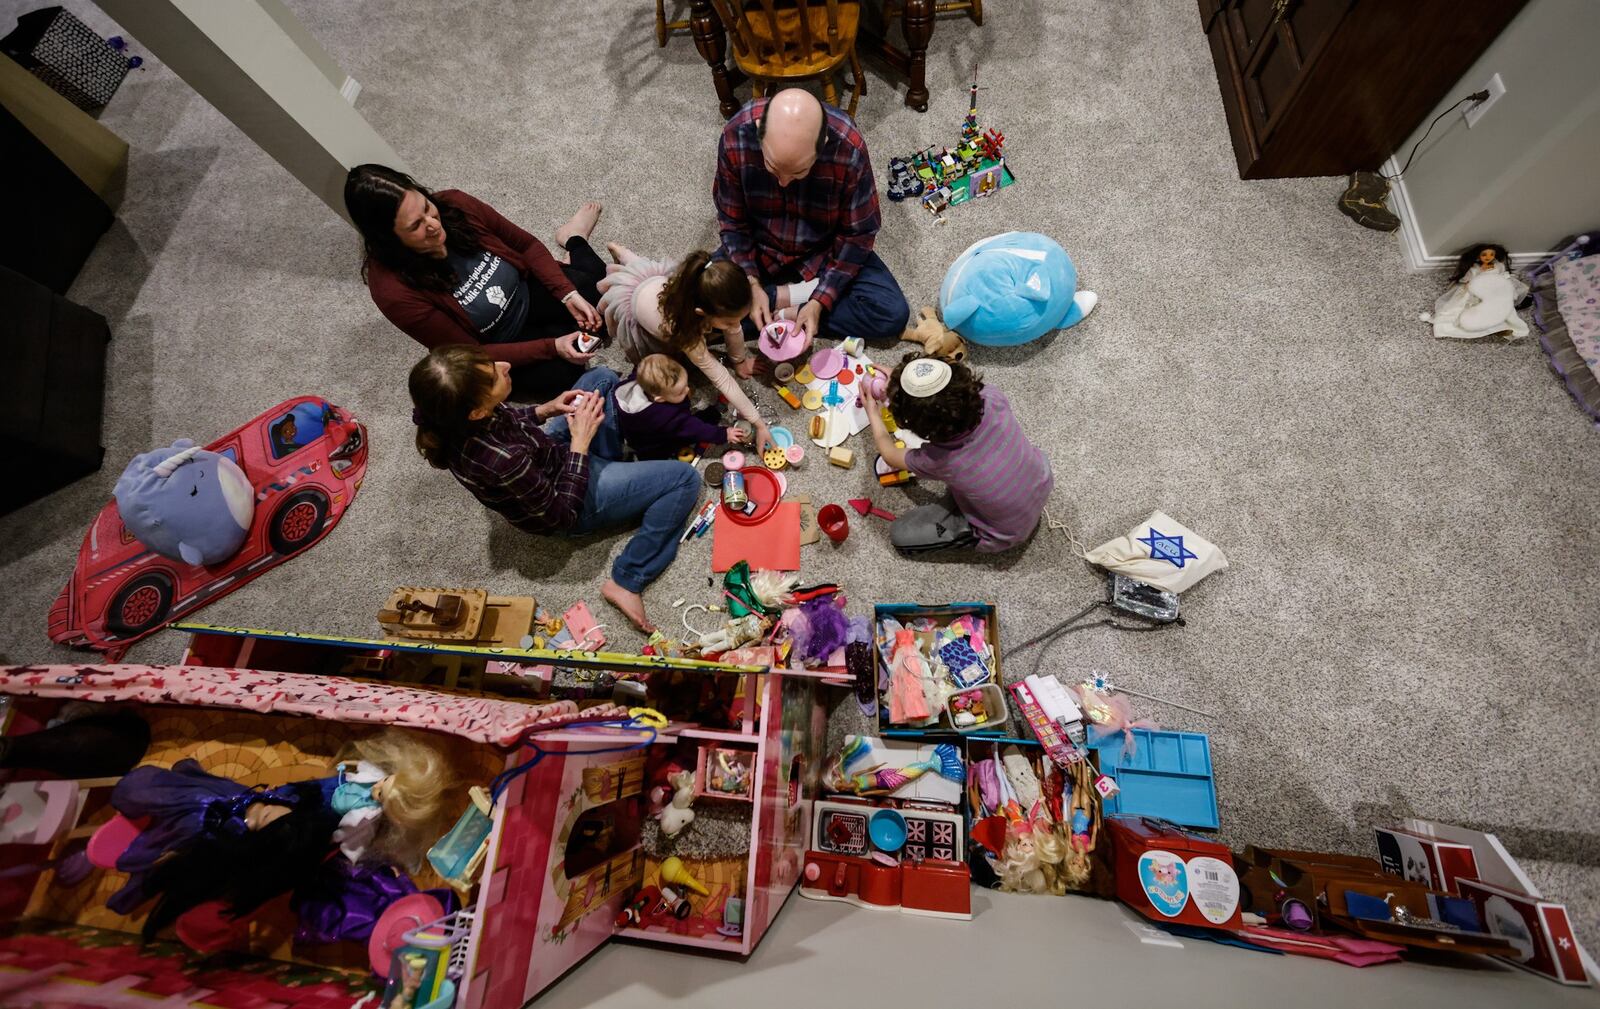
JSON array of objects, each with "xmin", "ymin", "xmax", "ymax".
[
  {"xmin": 726, "ymin": 426, "xmax": 749, "ymax": 445},
  {"xmin": 733, "ymin": 356, "xmax": 756, "ymax": 380}
]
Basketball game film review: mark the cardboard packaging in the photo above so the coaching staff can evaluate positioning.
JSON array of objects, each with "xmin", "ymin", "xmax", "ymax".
[
  {"xmin": 1375, "ymin": 825, "xmax": 1479, "ymax": 894},
  {"xmin": 1458, "ymin": 878, "xmax": 1591, "ymax": 986}
]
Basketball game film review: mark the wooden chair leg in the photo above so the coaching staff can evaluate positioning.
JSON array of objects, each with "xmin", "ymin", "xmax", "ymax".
[
  {"xmin": 970, "ymin": 0, "xmax": 984, "ymax": 26},
  {"xmin": 850, "ymin": 45, "xmax": 866, "ymax": 97},
  {"xmin": 821, "ymin": 73, "xmax": 838, "ymax": 108},
  {"xmin": 656, "ymin": 0, "xmax": 669, "ymax": 46},
  {"xmin": 752, "ymin": 78, "xmax": 766, "ymax": 98}
]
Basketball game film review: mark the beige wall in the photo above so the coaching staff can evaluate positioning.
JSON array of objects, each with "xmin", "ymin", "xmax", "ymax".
[
  {"xmin": 93, "ymin": 0, "xmax": 405, "ymax": 221},
  {"xmin": 1392, "ymin": 0, "xmax": 1600, "ymax": 264}
]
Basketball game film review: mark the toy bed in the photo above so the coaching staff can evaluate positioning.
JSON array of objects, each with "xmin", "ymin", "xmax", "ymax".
[{"xmin": 1526, "ymin": 233, "xmax": 1600, "ymax": 428}]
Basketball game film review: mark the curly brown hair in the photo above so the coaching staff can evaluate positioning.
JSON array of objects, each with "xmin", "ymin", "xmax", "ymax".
[{"xmin": 887, "ymin": 353, "xmax": 984, "ymax": 443}]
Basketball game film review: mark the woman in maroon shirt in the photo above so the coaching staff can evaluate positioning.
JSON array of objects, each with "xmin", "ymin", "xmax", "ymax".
[{"xmin": 345, "ymin": 164, "xmax": 609, "ymax": 400}]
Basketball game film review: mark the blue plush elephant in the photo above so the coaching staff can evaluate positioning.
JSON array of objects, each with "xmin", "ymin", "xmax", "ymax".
[
  {"xmin": 938, "ymin": 231, "xmax": 1098, "ymax": 346},
  {"xmin": 114, "ymin": 440, "xmax": 255, "ymax": 566}
]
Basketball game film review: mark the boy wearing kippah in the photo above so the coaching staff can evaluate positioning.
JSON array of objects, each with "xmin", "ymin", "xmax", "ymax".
[{"xmin": 863, "ymin": 355, "xmax": 1052, "ymax": 555}]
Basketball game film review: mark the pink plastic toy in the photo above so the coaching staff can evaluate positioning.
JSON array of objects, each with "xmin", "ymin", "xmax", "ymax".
[
  {"xmin": 759, "ymin": 319, "xmax": 811, "ymax": 362},
  {"xmin": 809, "ymin": 348, "xmax": 845, "ymax": 381}
]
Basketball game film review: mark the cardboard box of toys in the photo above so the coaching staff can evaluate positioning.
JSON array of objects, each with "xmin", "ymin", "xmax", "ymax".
[
  {"xmin": 1374, "ymin": 825, "xmax": 1479, "ymax": 893},
  {"xmin": 873, "ymin": 603, "xmax": 1004, "ymax": 733},
  {"xmin": 1457, "ymin": 878, "xmax": 1591, "ymax": 985}
]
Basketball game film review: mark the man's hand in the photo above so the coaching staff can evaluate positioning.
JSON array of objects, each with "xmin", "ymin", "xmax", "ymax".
[
  {"xmin": 795, "ymin": 300, "xmax": 823, "ymax": 343},
  {"xmin": 536, "ymin": 389, "xmax": 586, "ymax": 421},
  {"xmin": 749, "ymin": 278, "xmax": 772, "ymax": 330},
  {"xmin": 554, "ymin": 331, "xmax": 597, "ymax": 365},
  {"xmin": 567, "ymin": 391, "xmax": 606, "ymax": 455},
  {"xmin": 566, "ymin": 293, "xmax": 602, "ymax": 331}
]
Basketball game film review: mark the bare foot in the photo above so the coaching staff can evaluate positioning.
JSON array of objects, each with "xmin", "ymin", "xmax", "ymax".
[
  {"xmin": 556, "ymin": 201, "xmax": 603, "ymax": 247},
  {"xmin": 602, "ymin": 578, "xmax": 654, "ymax": 632},
  {"xmin": 607, "ymin": 241, "xmax": 639, "ymax": 266}
]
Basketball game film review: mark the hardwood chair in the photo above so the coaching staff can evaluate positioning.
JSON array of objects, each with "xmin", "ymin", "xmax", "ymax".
[
  {"xmin": 707, "ymin": 0, "xmax": 865, "ymax": 118},
  {"xmin": 654, "ymin": 0, "xmax": 691, "ymax": 46}
]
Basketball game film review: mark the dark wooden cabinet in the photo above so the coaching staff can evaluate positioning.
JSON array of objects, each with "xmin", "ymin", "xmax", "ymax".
[{"xmin": 1200, "ymin": 0, "xmax": 1530, "ymax": 179}]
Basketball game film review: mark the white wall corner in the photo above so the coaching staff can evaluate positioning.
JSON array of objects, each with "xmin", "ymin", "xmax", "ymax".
[
  {"xmin": 340, "ymin": 76, "xmax": 362, "ymax": 104},
  {"xmin": 1386, "ymin": 157, "xmax": 1555, "ymax": 273}
]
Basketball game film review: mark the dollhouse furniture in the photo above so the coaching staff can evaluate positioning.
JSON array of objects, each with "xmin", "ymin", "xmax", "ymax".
[{"xmin": 0, "ymin": 635, "xmax": 830, "ymax": 1006}]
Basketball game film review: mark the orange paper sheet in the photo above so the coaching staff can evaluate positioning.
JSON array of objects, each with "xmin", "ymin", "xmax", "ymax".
[{"xmin": 711, "ymin": 502, "xmax": 802, "ymax": 572}]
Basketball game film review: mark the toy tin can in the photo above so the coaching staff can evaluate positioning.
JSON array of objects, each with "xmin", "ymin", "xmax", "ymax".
[{"xmin": 721, "ymin": 471, "xmax": 748, "ymax": 509}]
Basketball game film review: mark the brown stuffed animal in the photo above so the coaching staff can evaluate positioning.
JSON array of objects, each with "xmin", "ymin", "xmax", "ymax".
[{"xmin": 901, "ymin": 306, "xmax": 968, "ymax": 362}]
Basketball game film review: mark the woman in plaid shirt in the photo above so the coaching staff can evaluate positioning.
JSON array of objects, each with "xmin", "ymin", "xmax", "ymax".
[{"xmin": 409, "ymin": 346, "xmax": 700, "ymax": 631}]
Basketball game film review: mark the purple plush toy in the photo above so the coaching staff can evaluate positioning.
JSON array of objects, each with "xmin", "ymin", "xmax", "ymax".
[{"xmin": 114, "ymin": 439, "xmax": 254, "ymax": 566}]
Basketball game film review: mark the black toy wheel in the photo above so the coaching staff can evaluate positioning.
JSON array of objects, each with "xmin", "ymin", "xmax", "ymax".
[
  {"xmin": 268, "ymin": 489, "xmax": 329, "ymax": 555},
  {"xmin": 107, "ymin": 571, "xmax": 175, "ymax": 635}
]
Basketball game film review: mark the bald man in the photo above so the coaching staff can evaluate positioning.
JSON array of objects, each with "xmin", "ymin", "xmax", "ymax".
[{"xmin": 714, "ymin": 89, "xmax": 909, "ymax": 346}]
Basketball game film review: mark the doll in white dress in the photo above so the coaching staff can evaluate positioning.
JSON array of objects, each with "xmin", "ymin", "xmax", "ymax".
[{"xmin": 1421, "ymin": 243, "xmax": 1529, "ymax": 340}]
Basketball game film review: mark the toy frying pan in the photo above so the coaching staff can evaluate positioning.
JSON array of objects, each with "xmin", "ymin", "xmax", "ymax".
[{"xmin": 869, "ymin": 808, "xmax": 907, "ymax": 853}]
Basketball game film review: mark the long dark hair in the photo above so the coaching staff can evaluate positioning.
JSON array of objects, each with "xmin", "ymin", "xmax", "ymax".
[
  {"xmin": 138, "ymin": 779, "xmax": 338, "ymax": 941},
  {"xmin": 345, "ymin": 164, "xmax": 482, "ymax": 291},
  {"xmin": 658, "ymin": 250, "xmax": 752, "ymax": 350},
  {"xmin": 1449, "ymin": 242, "xmax": 1510, "ymax": 283},
  {"xmin": 410, "ymin": 345, "xmax": 497, "ymax": 468}
]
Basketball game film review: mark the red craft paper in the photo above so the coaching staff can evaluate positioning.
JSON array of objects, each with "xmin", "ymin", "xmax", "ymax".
[{"xmin": 712, "ymin": 502, "xmax": 802, "ymax": 572}]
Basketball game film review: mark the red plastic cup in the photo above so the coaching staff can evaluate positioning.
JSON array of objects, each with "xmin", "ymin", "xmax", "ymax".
[{"xmin": 818, "ymin": 504, "xmax": 849, "ymax": 543}]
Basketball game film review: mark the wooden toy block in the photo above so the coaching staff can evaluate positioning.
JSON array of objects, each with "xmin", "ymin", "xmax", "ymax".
[
  {"xmin": 878, "ymin": 470, "xmax": 913, "ymax": 487},
  {"xmin": 777, "ymin": 385, "xmax": 802, "ymax": 409},
  {"xmin": 828, "ymin": 447, "xmax": 853, "ymax": 469}
]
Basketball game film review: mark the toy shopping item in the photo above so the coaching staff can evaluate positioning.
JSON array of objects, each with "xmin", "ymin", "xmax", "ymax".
[
  {"xmin": 1083, "ymin": 511, "xmax": 1228, "ymax": 593},
  {"xmin": 114, "ymin": 440, "xmax": 254, "ymax": 566},
  {"xmin": 939, "ymin": 232, "xmax": 1097, "ymax": 346},
  {"xmin": 50, "ymin": 396, "xmax": 368, "ymax": 658}
]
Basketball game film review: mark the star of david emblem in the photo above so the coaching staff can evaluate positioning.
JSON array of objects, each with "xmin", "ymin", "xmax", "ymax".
[{"xmin": 1138, "ymin": 527, "xmax": 1198, "ymax": 568}]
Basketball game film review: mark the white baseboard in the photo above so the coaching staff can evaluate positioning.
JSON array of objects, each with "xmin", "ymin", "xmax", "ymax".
[
  {"xmin": 1383, "ymin": 157, "xmax": 1551, "ymax": 272},
  {"xmin": 340, "ymin": 76, "xmax": 362, "ymax": 104}
]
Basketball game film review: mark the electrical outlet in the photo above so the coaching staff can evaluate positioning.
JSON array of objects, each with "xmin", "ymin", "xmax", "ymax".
[{"xmin": 1464, "ymin": 73, "xmax": 1506, "ymax": 128}]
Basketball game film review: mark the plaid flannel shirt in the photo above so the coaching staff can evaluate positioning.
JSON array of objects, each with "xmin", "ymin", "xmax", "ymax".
[
  {"xmin": 449, "ymin": 403, "xmax": 589, "ymax": 533},
  {"xmin": 714, "ymin": 98, "xmax": 880, "ymax": 312}
]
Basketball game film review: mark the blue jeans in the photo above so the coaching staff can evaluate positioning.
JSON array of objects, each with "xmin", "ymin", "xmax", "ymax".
[
  {"xmin": 570, "ymin": 456, "xmax": 701, "ymax": 593},
  {"xmin": 738, "ymin": 251, "xmax": 910, "ymax": 346},
  {"xmin": 543, "ymin": 366, "xmax": 624, "ymax": 460}
]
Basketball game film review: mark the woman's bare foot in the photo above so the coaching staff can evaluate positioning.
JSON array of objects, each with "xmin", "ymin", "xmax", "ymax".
[
  {"xmin": 607, "ymin": 241, "xmax": 639, "ymax": 266},
  {"xmin": 556, "ymin": 201, "xmax": 603, "ymax": 247},
  {"xmin": 602, "ymin": 578, "xmax": 653, "ymax": 632}
]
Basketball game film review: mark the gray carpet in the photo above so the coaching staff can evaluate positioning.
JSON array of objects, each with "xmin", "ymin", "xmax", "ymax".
[{"xmin": 4, "ymin": 0, "xmax": 1598, "ymax": 965}]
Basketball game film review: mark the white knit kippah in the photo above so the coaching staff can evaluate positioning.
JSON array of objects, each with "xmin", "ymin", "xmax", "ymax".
[{"xmin": 900, "ymin": 358, "xmax": 952, "ymax": 398}]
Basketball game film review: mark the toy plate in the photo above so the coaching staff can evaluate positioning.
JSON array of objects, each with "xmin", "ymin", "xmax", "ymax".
[{"xmin": 722, "ymin": 466, "xmax": 782, "ymax": 525}]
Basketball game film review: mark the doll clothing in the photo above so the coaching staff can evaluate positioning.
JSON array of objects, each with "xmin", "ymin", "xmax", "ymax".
[
  {"xmin": 1425, "ymin": 262, "xmax": 1530, "ymax": 340},
  {"xmin": 595, "ymin": 256, "xmax": 762, "ymax": 425},
  {"xmin": 107, "ymin": 759, "xmax": 332, "ymax": 914},
  {"xmin": 887, "ymin": 629, "xmax": 933, "ymax": 724}
]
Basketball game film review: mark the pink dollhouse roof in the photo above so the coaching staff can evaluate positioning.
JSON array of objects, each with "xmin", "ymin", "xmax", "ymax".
[{"xmin": 0, "ymin": 664, "xmax": 626, "ymax": 747}]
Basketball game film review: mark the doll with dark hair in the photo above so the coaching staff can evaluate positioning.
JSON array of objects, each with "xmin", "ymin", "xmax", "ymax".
[
  {"xmin": 863, "ymin": 354, "xmax": 1053, "ymax": 556},
  {"xmin": 106, "ymin": 728, "xmax": 458, "ymax": 943},
  {"xmin": 1420, "ymin": 242, "xmax": 1529, "ymax": 340}
]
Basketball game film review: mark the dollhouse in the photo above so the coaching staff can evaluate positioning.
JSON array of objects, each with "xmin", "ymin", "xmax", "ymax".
[{"xmin": 0, "ymin": 621, "xmax": 830, "ymax": 1007}]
